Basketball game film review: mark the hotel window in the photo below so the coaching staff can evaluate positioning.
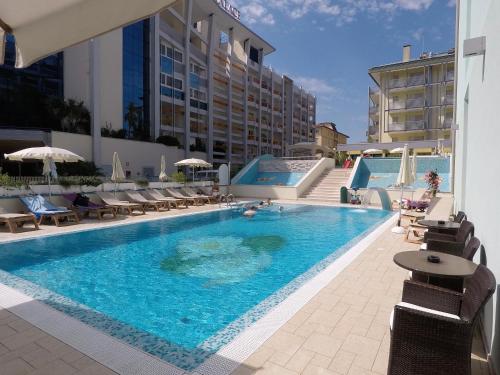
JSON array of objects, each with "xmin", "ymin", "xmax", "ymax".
[
  {"xmin": 160, "ymin": 44, "xmax": 166, "ymax": 56},
  {"xmin": 174, "ymin": 49, "xmax": 183, "ymax": 63},
  {"xmin": 123, "ymin": 19, "xmax": 150, "ymax": 139}
]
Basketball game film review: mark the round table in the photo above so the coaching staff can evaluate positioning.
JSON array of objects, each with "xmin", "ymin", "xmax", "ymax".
[
  {"xmin": 417, "ymin": 220, "xmax": 461, "ymax": 230},
  {"xmin": 393, "ymin": 251, "xmax": 477, "ymax": 279}
]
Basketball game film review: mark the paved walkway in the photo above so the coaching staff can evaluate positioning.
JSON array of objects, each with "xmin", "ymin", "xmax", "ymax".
[{"xmin": 0, "ymin": 198, "xmax": 491, "ymax": 375}]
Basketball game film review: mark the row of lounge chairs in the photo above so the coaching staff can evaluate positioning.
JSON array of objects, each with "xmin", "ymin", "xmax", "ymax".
[
  {"xmin": 388, "ymin": 211, "xmax": 496, "ymax": 374},
  {"xmin": 0, "ymin": 187, "xmax": 222, "ymax": 233}
]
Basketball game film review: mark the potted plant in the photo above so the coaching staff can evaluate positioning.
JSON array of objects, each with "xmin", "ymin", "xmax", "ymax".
[{"xmin": 424, "ymin": 169, "xmax": 442, "ymax": 197}]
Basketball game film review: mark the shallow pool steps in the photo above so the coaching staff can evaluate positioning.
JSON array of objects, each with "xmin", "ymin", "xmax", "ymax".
[{"xmin": 302, "ymin": 168, "xmax": 352, "ymax": 202}]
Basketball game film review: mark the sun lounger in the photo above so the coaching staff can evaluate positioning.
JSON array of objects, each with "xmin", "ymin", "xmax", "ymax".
[
  {"xmin": 0, "ymin": 207, "xmax": 39, "ymax": 233},
  {"xmin": 124, "ymin": 191, "xmax": 169, "ymax": 211},
  {"xmin": 62, "ymin": 193, "xmax": 116, "ymax": 220},
  {"xmin": 96, "ymin": 192, "xmax": 145, "ymax": 215},
  {"xmin": 20, "ymin": 195, "xmax": 79, "ymax": 226},
  {"xmin": 144, "ymin": 189, "xmax": 188, "ymax": 208},
  {"xmin": 164, "ymin": 188, "xmax": 203, "ymax": 206},
  {"xmin": 182, "ymin": 187, "xmax": 217, "ymax": 203}
]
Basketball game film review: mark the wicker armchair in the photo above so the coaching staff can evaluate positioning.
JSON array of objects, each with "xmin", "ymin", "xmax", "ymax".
[
  {"xmin": 388, "ymin": 265, "xmax": 496, "ymax": 375},
  {"xmin": 454, "ymin": 211, "xmax": 467, "ymax": 223},
  {"xmin": 424, "ymin": 220, "xmax": 474, "ymax": 252}
]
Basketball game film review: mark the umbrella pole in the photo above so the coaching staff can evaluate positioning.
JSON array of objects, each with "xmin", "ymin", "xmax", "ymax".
[{"xmin": 398, "ymin": 185, "xmax": 403, "ymax": 227}]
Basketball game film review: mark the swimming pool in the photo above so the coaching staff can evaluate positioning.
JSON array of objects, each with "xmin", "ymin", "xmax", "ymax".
[
  {"xmin": 351, "ymin": 156, "xmax": 450, "ymax": 192},
  {"xmin": 0, "ymin": 205, "xmax": 391, "ymax": 370}
]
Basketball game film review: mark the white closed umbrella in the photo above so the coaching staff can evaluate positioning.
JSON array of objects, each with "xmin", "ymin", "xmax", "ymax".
[
  {"xmin": 159, "ymin": 155, "xmax": 167, "ymax": 187},
  {"xmin": 4, "ymin": 146, "xmax": 84, "ymax": 198},
  {"xmin": 392, "ymin": 144, "xmax": 415, "ymax": 234},
  {"xmin": 111, "ymin": 152, "xmax": 125, "ymax": 195},
  {"xmin": 174, "ymin": 158, "xmax": 212, "ymax": 182},
  {"xmin": 0, "ymin": 0, "xmax": 177, "ymax": 68},
  {"xmin": 410, "ymin": 153, "xmax": 417, "ymax": 183}
]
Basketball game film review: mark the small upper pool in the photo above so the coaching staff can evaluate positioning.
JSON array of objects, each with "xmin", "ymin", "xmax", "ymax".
[
  {"xmin": 351, "ymin": 156, "xmax": 450, "ymax": 192},
  {"xmin": 238, "ymin": 171, "xmax": 306, "ymax": 186}
]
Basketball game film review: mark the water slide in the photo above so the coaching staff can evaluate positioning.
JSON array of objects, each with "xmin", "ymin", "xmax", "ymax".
[{"xmin": 361, "ymin": 187, "xmax": 393, "ymax": 211}]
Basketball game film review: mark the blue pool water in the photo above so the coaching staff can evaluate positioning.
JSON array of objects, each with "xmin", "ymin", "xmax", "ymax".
[
  {"xmin": 351, "ymin": 157, "xmax": 450, "ymax": 192},
  {"xmin": 0, "ymin": 205, "xmax": 391, "ymax": 370}
]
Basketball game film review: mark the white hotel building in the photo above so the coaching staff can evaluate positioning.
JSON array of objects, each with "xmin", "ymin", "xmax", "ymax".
[{"xmin": 63, "ymin": 0, "xmax": 316, "ymax": 171}]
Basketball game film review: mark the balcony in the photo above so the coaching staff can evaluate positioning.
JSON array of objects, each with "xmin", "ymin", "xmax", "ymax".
[
  {"xmin": 389, "ymin": 101, "xmax": 405, "ymax": 110},
  {"xmin": 406, "ymin": 97, "xmax": 425, "ymax": 108},
  {"xmin": 388, "ymin": 78, "xmax": 406, "ymax": 89},
  {"xmin": 159, "ymin": 22, "xmax": 184, "ymax": 45},
  {"xmin": 407, "ymin": 75, "xmax": 425, "ymax": 87},
  {"xmin": 442, "ymin": 118, "xmax": 453, "ymax": 128},
  {"xmin": 442, "ymin": 95, "xmax": 454, "ymax": 105},
  {"xmin": 368, "ymin": 125, "xmax": 379, "ymax": 136},
  {"xmin": 369, "ymin": 106, "xmax": 379, "ymax": 115},
  {"xmin": 388, "ymin": 120, "xmax": 425, "ymax": 132},
  {"xmin": 369, "ymin": 87, "xmax": 380, "ymax": 96}
]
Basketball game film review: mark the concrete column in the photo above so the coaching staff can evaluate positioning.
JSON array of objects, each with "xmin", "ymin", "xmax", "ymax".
[
  {"xmin": 227, "ymin": 28, "xmax": 234, "ymax": 163},
  {"xmin": 206, "ymin": 14, "xmax": 215, "ymax": 163},
  {"xmin": 89, "ymin": 39, "xmax": 101, "ymax": 166},
  {"xmin": 270, "ymin": 69, "xmax": 274, "ymax": 155},
  {"xmin": 152, "ymin": 15, "xmax": 161, "ymax": 140},
  {"xmin": 183, "ymin": 0, "xmax": 193, "ymax": 158},
  {"xmin": 257, "ymin": 48, "xmax": 263, "ymax": 156},
  {"xmin": 243, "ymin": 39, "xmax": 250, "ymax": 164},
  {"xmin": 281, "ymin": 76, "xmax": 285, "ymax": 156}
]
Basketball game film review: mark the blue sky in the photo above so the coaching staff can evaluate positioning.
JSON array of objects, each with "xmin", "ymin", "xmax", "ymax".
[{"xmin": 233, "ymin": 0, "xmax": 456, "ymax": 142}]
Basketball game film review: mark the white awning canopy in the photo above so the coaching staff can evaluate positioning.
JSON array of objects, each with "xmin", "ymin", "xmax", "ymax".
[{"xmin": 0, "ymin": 0, "xmax": 176, "ymax": 68}]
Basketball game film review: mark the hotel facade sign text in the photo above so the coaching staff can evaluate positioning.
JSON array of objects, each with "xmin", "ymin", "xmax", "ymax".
[{"xmin": 216, "ymin": 0, "xmax": 240, "ymax": 20}]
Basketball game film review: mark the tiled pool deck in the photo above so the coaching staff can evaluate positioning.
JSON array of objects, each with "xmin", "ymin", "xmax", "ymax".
[{"xmin": 0, "ymin": 199, "xmax": 490, "ymax": 375}]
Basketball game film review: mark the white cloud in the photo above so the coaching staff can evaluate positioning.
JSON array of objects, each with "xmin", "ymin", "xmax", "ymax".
[
  {"xmin": 292, "ymin": 76, "xmax": 338, "ymax": 96},
  {"xmin": 394, "ymin": 0, "xmax": 433, "ymax": 11},
  {"xmin": 239, "ymin": 3, "xmax": 276, "ymax": 25},
  {"xmin": 236, "ymin": 0, "xmax": 436, "ymax": 27},
  {"xmin": 412, "ymin": 27, "xmax": 424, "ymax": 41}
]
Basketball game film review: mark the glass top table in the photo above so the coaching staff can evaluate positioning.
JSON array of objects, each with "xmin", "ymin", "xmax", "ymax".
[{"xmin": 393, "ymin": 251, "xmax": 477, "ymax": 279}]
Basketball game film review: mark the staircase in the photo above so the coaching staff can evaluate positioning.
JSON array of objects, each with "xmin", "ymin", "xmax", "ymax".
[{"xmin": 302, "ymin": 168, "xmax": 352, "ymax": 202}]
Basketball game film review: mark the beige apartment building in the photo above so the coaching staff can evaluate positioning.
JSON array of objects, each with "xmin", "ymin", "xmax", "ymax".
[
  {"xmin": 367, "ymin": 45, "xmax": 454, "ymax": 147},
  {"xmin": 314, "ymin": 122, "xmax": 349, "ymax": 150},
  {"xmin": 62, "ymin": 0, "xmax": 315, "ymax": 172}
]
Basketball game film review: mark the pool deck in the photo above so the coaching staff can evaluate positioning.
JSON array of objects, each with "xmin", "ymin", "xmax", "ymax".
[{"xmin": 0, "ymin": 198, "xmax": 491, "ymax": 375}]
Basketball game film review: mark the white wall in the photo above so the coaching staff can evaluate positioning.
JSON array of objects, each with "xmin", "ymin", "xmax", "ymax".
[
  {"xmin": 455, "ymin": 0, "xmax": 500, "ymax": 370},
  {"xmin": 64, "ymin": 41, "xmax": 90, "ymax": 104},
  {"xmin": 98, "ymin": 29, "xmax": 123, "ymax": 131}
]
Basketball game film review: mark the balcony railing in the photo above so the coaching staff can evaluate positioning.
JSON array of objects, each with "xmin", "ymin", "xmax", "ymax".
[
  {"xmin": 368, "ymin": 125, "xmax": 379, "ymax": 136},
  {"xmin": 388, "ymin": 78, "xmax": 407, "ymax": 89},
  {"xmin": 369, "ymin": 87, "xmax": 380, "ymax": 96},
  {"xmin": 406, "ymin": 97, "xmax": 425, "ymax": 108},
  {"xmin": 369, "ymin": 106, "xmax": 379, "ymax": 114},
  {"xmin": 442, "ymin": 95, "xmax": 454, "ymax": 105},
  {"xmin": 388, "ymin": 120, "xmax": 425, "ymax": 132},
  {"xmin": 389, "ymin": 101, "xmax": 406, "ymax": 110},
  {"xmin": 442, "ymin": 118, "xmax": 453, "ymax": 128},
  {"xmin": 407, "ymin": 75, "xmax": 425, "ymax": 87}
]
